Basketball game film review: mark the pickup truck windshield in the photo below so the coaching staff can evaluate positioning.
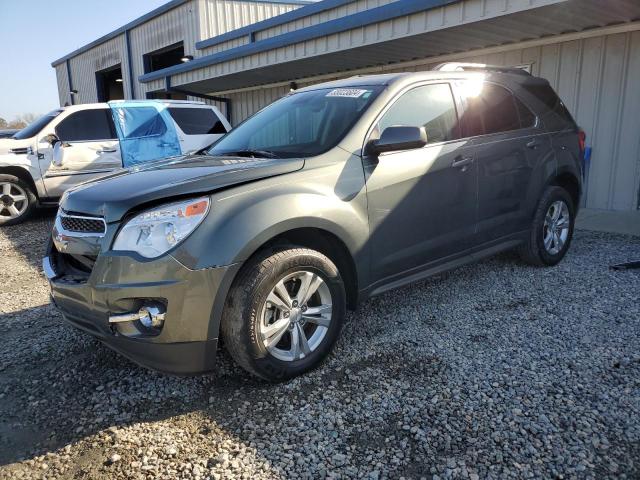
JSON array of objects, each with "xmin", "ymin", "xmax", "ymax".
[
  {"xmin": 208, "ymin": 86, "xmax": 383, "ymax": 158},
  {"xmin": 12, "ymin": 110, "xmax": 63, "ymax": 140}
]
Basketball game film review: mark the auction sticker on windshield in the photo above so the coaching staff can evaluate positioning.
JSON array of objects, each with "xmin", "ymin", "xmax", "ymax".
[{"xmin": 326, "ymin": 89, "xmax": 369, "ymax": 98}]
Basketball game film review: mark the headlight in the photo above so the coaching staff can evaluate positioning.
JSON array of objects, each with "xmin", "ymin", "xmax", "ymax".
[{"xmin": 113, "ymin": 197, "xmax": 210, "ymax": 258}]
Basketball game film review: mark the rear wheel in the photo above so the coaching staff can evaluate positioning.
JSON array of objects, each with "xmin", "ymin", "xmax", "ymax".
[
  {"xmin": 519, "ymin": 186, "xmax": 575, "ymax": 266},
  {"xmin": 221, "ymin": 248, "xmax": 346, "ymax": 381},
  {"xmin": 0, "ymin": 175, "xmax": 36, "ymax": 226}
]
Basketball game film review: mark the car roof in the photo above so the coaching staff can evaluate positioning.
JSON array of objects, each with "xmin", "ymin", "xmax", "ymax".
[
  {"xmin": 61, "ymin": 100, "xmax": 209, "ymax": 112},
  {"xmin": 295, "ymin": 70, "xmax": 548, "ymax": 93},
  {"xmin": 107, "ymin": 100, "xmax": 208, "ymax": 106}
]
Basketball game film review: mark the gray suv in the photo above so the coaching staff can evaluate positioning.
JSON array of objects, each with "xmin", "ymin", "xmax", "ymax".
[{"xmin": 44, "ymin": 65, "xmax": 584, "ymax": 381}]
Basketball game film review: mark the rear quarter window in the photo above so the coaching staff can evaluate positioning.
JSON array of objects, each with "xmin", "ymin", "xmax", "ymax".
[
  {"xmin": 514, "ymin": 96, "xmax": 536, "ymax": 128},
  {"xmin": 168, "ymin": 107, "xmax": 227, "ymax": 135},
  {"xmin": 521, "ymin": 84, "xmax": 575, "ymax": 131}
]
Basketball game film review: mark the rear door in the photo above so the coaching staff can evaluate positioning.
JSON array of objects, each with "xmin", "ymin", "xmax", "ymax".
[
  {"xmin": 41, "ymin": 108, "xmax": 122, "ymax": 198},
  {"xmin": 364, "ymin": 82, "xmax": 478, "ymax": 283},
  {"xmin": 455, "ymin": 81, "xmax": 552, "ymax": 244},
  {"xmin": 167, "ymin": 105, "xmax": 230, "ymax": 152}
]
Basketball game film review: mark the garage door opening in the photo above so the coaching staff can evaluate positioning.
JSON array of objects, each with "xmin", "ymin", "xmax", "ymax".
[{"xmin": 96, "ymin": 64, "xmax": 124, "ymax": 102}]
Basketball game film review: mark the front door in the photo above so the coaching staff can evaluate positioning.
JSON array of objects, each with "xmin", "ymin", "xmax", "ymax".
[
  {"xmin": 364, "ymin": 83, "xmax": 478, "ymax": 284},
  {"xmin": 39, "ymin": 108, "xmax": 122, "ymax": 198}
]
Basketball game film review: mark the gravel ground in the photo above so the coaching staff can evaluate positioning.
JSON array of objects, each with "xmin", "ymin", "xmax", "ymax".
[{"xmin": 0, "ymin": 212, "xmax": 638, "ymax": 480}]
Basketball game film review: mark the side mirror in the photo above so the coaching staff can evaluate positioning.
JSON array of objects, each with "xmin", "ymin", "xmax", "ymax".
[
  {"xmin": 42, "ymin": 133, "xmax": 60, "ymax": 145},
  {"xmin": 52, "ymin": 141, "xmax": 65, "ymax": 167},
  {"xmin": 366, "ymin": 126, "xmax": 428, "ymax": 155}
]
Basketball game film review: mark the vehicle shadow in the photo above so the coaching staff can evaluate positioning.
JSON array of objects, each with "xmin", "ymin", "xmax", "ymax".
[
  {"xmin": 0, "ymin": 301, "xmax": 259, "ymax": 466},
  {"xmin": 2, "ymin": 234, "xmax": 639, "ymax": 479},
  {"xmin": 0, "ymin": 248, "xmax": 505, "ymax": 470}
]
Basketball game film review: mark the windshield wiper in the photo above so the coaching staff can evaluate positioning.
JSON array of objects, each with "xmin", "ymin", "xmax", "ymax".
[{"xmin": 215, "ymin": 149, "xmax": 280, "ymax": 159}]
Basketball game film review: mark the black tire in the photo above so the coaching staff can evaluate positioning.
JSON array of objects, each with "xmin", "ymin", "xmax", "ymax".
[
  {"xmin": 518, "ymin": 186, "xmax": 575, "ymax": 266},
  {"xmin": 0, "ymin": 174, "xmax": 37, "ymax": 227},
  {"xmin": 221, "ymin": 247, "xmax": 346, "ymax": 382}
]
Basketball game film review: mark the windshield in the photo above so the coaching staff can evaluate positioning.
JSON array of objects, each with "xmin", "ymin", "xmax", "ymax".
[
  {"xmin": 12, "ymin": 109, "xmax": 63, "ymax": 140},
  {"xmin": 208, "ymin": 86, "xmax": 383, "ymax": 158}
]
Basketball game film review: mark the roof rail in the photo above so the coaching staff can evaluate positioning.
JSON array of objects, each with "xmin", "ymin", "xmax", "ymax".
[{"xmin": 433, "ymin": 62, "xmax": 531, "ymax": 76}]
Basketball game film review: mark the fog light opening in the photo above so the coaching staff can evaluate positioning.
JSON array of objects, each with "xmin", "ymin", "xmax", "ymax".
[
  {"xmin": 139, "ymin": 303, "xmax": 166, "ymax": 328},
  {"xmin": 108, "ymin": 301, "xmax": 166, "ymax": 337}
]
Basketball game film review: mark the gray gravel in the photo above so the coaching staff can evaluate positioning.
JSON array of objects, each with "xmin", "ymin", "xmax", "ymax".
[{"xmin": 0, "ymin": 212, "xmax": 639, "ymax": 479}]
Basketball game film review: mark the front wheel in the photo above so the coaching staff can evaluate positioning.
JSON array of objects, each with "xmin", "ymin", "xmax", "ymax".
[
  {"xmin": 0, "ymin": 175, "xmax": 36, "ymax": 226},
  {"xmin": 519, "ymin": 186, "xmax": 575, "ymax": 266},
  {"xmin": 221, "ymin": 248, "xmax": 346, "ymax": 381}
]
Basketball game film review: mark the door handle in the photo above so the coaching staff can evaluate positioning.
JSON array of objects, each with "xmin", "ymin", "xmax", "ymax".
[
  {"xmin": 526, "ymin": 139, "xmax": 540, "ymax": 149},
  {"xmin": 452, "ymin": 156, "xmax": 474, "ymax": 169},
  {"xmin": 97, "ymin": 148, "xmax": 117, "ymax": 154}
]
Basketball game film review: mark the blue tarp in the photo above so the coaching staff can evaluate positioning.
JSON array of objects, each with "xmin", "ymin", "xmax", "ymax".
[{"xmin": 109, "ymin": 101, "xmax": 181, "ymax": 167}]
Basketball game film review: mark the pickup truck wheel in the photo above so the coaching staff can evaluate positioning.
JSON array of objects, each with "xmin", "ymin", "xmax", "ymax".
[
  {"xmin": 0, "ymin": 175, "xmax": 36, "ymax": 226},
  {"xmin": 221, "ymin": 248, "xmax": 346, "ymax": 382},
  {"xmin": 518, "ymin": 186, "xmax": 575, "ymax": 266}
]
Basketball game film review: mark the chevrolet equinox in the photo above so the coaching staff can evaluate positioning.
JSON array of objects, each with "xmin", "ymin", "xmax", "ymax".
[{"xmin": 44, "ymin": 65, "xmax": 584, "ymax": 381}]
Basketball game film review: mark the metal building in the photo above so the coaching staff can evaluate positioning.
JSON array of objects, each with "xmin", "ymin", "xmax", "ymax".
[
  {"xmin": 53, "ymin": 0, "xmax": 640, "ymax": 211},
  {"xmin": 52, "ymin": 0, "xmax": 310, "ymax": 105}
]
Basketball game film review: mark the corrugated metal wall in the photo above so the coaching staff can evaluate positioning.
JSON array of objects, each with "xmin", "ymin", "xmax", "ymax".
[
  {"xmin": 54, "ymin": 65, "xmax": 69, "ymax": 106},
  {"xmin": 198, "ymin": 0, "xmax": 303, "ymax": 56},
  {"xmin": 199, "ymin": 0, "xmax": 301, "ymax": 42},
  {"xmin": 254, "ymin": 0, "xmax": 396, "ymax": 42},
  {"xmin": 223, "ymin": 29, "xmax": 640, "ymax": 211}
]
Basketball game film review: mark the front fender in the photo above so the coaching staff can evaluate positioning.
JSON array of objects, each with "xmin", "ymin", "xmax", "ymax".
[
  {"xmin": 0, "ymin": 153, "xmax": 32, "ymax": 170},
  {"xmin": 0, "ymin": 153, "xmax": 46, "ymax": 198},
  {"xmin": 172, "ymin": 157, "xmax": 370, "ymax": 280}
]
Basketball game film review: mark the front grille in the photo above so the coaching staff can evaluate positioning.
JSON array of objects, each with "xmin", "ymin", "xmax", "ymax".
[{"xmin": 60, "ymin": 215, "xmax": 106, "ymax": 235}]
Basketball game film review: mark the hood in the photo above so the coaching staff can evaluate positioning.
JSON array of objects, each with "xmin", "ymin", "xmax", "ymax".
[
  {"xmin": 61, "ymin": 154, "xmax": 305, "ymax": 223},
  {"xmin": 0, "ymin": 137, "xmax": 31, "ymax": 156}
]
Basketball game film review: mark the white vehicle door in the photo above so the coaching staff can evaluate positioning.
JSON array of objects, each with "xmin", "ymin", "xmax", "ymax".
[
  {"xmin": 39, "ymin": 107, "xmax": 122, "ymax": 198},
  {"xmin": 167, "ymin": 106, "xmax": 231, "ymax": 153}
]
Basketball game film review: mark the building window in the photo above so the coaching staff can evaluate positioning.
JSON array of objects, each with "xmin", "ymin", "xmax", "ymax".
[
  {"xmin": 146, "ymin": 90, "xmax": 188, "ymax": 101},
  {"xmin": 143, "ymin": 42, "xmax": 185, "ymax": 74}
]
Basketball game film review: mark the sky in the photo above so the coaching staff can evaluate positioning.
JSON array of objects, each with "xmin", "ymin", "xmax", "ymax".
[{"xmin": 0, "ymin": 0, "xmax": 167, "ymax": 122}]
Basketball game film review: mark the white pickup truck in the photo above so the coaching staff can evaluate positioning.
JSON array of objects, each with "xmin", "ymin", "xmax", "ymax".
[{"xmin": 0, "ymin": 100, "xmax": 231, "ymax": 225}]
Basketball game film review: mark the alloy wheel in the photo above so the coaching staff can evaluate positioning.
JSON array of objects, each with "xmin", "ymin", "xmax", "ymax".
[
  {"xmin": 259, "ymin": 270, "xmax": 333, "ymax": 362},
  {"xmin": 0, "ymin": 182, "xmax": 28, "ymax": 220},
  {"xmin": 542, "ymin": 200, "xmax": 570, "ymax": 255}
]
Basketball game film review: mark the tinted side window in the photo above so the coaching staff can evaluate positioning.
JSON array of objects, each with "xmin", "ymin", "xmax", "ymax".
[
  {"xmin": 168, "ymin": 107, "xmax": 227, "ymax": 135},
  {"xmin": 56, "ymin": 109, "xmax": 116, "ymax": 142},
  {"xmin": 378, "ymin": 83, "xmax": 460, "ymax": 144},
  {"xmin": 463, "ymin": 83, "xmax": 520, "ymax": 136},
  {"xmin": 515, "ymin": 96, "xmax": 536, "ymax": 128},
  {"xmin": 522, "ymin": 84, "xmax": 575, "ymax": 131}
]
